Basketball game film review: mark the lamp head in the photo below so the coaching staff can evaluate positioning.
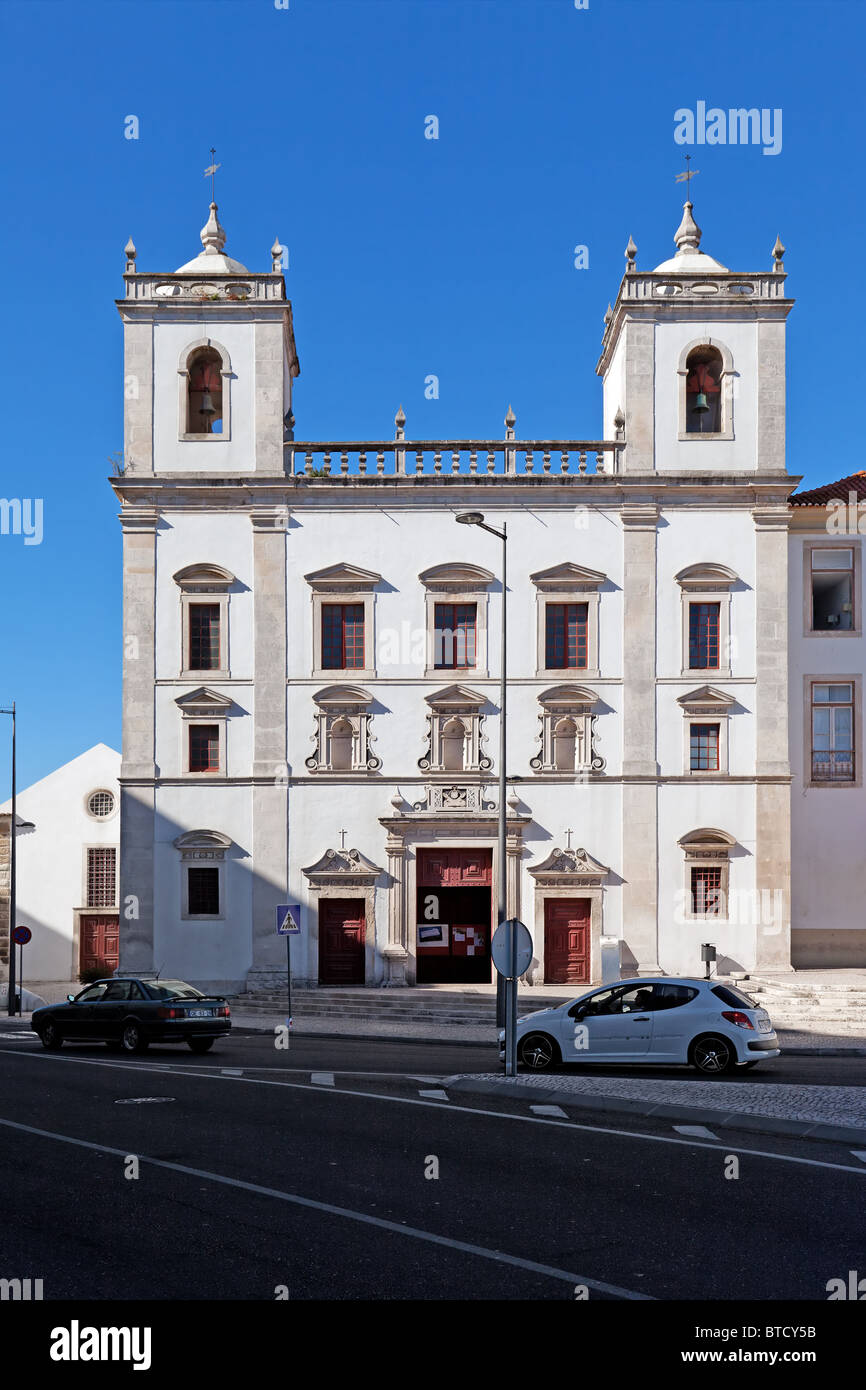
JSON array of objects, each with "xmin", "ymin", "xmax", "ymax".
[{"xmin": 455, "ymin": 511, "xmax": 485, "ymax": 526}]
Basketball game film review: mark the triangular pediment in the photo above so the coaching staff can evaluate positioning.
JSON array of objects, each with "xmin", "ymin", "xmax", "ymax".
[
  {"xmin": 529, "ymin": 845, "xmax": 610, "ymax": 881},
  {"xmin": 530, "ymin": 562, "xmax": 606, "ymax": 590},
  {"xmin": 677, "ymin": 685, "xmax": 735, "ymax": 710},
  {"xmin": 304, "ymin": 563, "xmax": 382, "ymax": 590},
  {"xmin": 419, "ymin": 562, "xmax": 495, "ymax": 589},
  {"xmin": 538, "ymin": 683, "xmax": 599, "ymax": 708},
  {"xmin": 173, "ymin": 562, "xmax": 235, "ymax": 591},
  {"xmin": 175, "ymin": 686, "xmax": 234, "ymax": 712},
  {"xmin": 303, "ymin": 847, "xmax": 384, "ymax": 881},
  {"xmin": 425, "ymin": 684, "xmax": 487, "ymax": 709}
]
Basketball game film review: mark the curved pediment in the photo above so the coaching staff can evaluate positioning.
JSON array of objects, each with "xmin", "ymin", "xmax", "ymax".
[
  {"xmin": 425, "ymin": 684, "xmax": 487, "ymax": 709},
  {"xmin": 304, "ymin": 563, "xmax": 382, "ymax": 591},
  {"xmin": 529, "ymin": 845, "xmax": 609, "ymax": 883},
  {"xmin": 172, "ymin": 563, "xmax": 236, "ymax": 591},
  {"xmin": 538, "ymin": 683, "xmax": 599, "ymax": 709},
  {"xmin": 678, "ymin": 827, "xmax": 737, "ymax": 849},
  {"xmin": 303, "ymin": 847, "xmax": 383, "ymax": 882},
  {"xmin": 312, "ymin": 684, "xmax": 373, "ymax": 708},
  {"xmin": 173, "ymin": 829, "xmax": 233, "ymax": 851},
  {"xmin": 418, "ymin": 562, "xmax": 495, "ymax": 590},
  {"xmin": 530, "ymin": 562, "xmax": 607, "ymax": 591},
  {"xmin": 675, "ymin": 563, "xmax": 738, "ymax": 591}
]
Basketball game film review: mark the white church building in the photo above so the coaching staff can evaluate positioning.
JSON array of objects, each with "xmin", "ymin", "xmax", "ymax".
[{"xmin": 111, "ymin": 195, "xmax": 865, "ymax": 995}]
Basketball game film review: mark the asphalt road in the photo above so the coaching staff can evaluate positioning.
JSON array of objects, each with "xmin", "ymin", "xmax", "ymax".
[{"xmin": 1, "ymin": 1032, "xmax": 865, "ymax": 1306}]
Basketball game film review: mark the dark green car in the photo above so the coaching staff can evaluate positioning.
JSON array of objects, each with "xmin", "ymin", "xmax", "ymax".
[{"xmin": 32, "ymin": 977, "xmax": 232, "ymax": 1055}]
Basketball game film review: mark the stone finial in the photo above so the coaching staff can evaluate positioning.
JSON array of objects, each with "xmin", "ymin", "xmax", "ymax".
[
  {"xmin": 772, "ymin": 234, "xmax": 785, "ymax": 272},
  {"xmin": 625, "ymin": 235, "xmax": 637, "ymax": 271},
  {"xmin": 395, "ymin": 405, "xmax": 406, "ymax": 439},
  {"xmin": 390, "ymin": 788, "xmax": 405, "ymax": 812},
  {"xmin": 673, "ymin": 200, "xmax": 702, "ymax": 255},
  {"xmin": 271, "ymin": 237, "xmax": 283, "ymax": 272},
  {"xmin": 604, "ymin": 303, "xmax": 612, "ymax": 326},
  {"xmin": 200, "ymin": 201, "xmax": 227, "ymax": 256},
  {"xmin": 507, "ymin": 788, "xmax": 520, "ymax": 812},
  {"xmin": 505, "ymin": 404, "xmax": 516, "ymax": 434},
  {"xmin": 124, "ymin": 236, "xmax": 136, "ymax": 271},
  {"xmin": 614, "ymin": 406, "xmax": 625, "ymax": 437}
]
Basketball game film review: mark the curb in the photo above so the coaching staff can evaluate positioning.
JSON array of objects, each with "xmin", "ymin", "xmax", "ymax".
[{"xmin": 444, "ymin": 1076, "xmax": 866, "ymax": 1146}]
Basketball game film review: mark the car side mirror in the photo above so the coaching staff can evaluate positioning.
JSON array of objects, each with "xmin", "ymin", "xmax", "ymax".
[
  {"xmin": 67, "ymin": 994, "xmax": 76, "ymax": 1002},
  {"xmin": 570, "ymin": 1004, "xmax": 586, "ymax": 1020}
]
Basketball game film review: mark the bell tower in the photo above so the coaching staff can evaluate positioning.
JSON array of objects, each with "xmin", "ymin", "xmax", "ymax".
[
  {"xmin": 117, "ymin": 200, "xmax": 299, "ymax": 476},
  {"xmin": 596, "ymin": 200, "xmax": 793, "ymax": 475}
]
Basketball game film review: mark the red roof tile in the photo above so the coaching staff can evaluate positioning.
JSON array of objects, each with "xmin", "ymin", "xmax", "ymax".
[{"xmin": 789, "ymin": 471, "xmax": 866, "ymax": 506}]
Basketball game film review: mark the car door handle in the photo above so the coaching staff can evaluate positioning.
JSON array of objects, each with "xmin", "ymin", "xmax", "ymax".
[{"xmin": 633, "ymin": 1016, "xmax": 649, "ymax": 1021}]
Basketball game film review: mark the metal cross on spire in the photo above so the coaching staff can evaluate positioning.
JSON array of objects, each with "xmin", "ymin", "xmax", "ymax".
[
  {"xmin": 204, "ymin": 147, "xmax": 221, "ymax": 202},
  {"xmin": 675, "ymin": 153, "xmax": 700, "ymax": 193}
]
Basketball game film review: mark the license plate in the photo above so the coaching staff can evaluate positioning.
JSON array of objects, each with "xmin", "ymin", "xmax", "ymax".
[
  {"xmin": 188, "ymin": 1009, "xmax": 213, "ymax": 1018},
  {"xmin": 756, "ymin": 1012, "xmax": 772, "ymax": 1033}
]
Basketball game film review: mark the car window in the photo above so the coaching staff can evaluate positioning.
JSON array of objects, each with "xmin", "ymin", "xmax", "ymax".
[
  {"xmin": 653, "ymin": 984, "xmax": 700, "ymax": 1011},
  {"xmin": 577, "ymin": 987, "xmax": 624, "ymax": 1016},
  {"xmin": 77, "ymin": 984, "xmax": 108, "ymax": 1003},
  {"xmin": 144, "ymin": 981, "xmax": 204, "ymax": 1001},
  {"xmin": 128, "ymin": 981, "xmax": 147, "ymax": 1000},
  {"xmin": 101, "ymin": 981, "xmax": 132, "ymax": 1001},
  {"xmin": 711, "ymin": 984, "xmax": 758, "ymax": 1009},
  {"xmin": 618, "ymin": 986, "xmax": 658, "ymax": 1013}
]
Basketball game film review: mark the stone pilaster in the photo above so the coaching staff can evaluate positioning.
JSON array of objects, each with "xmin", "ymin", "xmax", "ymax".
[
  {"xmin": 118, "ymin": 507, "xmax": 159, "ymax": 972},
  {"xmin": 247, "ymin": 508, "xmax": 290, "ymax": 989},
  {"xmin": 621, "ymin": 322, "xmax": 655, "ymax": 473},
  {"xmin": 620, "ymin": 503, "xmax": 661, "ymax": 972},
  {"xmin": 753, "ymin": 506, "xmax": 792, "ymax": 970},
  {"xmin": 756, "ymin": 321, "xmax": 786, "ymax": 474},
  {"xmin": 254, "ymin": 323, "xmax": 284, "ymax": 473},
  {"xmin": 383, "ymin": 829, "xmax": 408, "ymax": 986},
  {"xmin": 123, "ymin": 321, "xmax": 154, "ymax": 474}
]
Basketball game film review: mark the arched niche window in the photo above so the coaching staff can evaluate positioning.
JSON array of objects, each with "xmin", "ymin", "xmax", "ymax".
[
  {"xmin": 305, "ymin": 686, "xmax": 382, "ymax": 774},
  {"xmin": 530, "ymin": 685, "xmax": 605, "ymax": 777},
  {"xmin": 441, "ymin": 716, "xmax": 467, "ymax": 771},
  {"xmin": 179, "ymin": 340, "xmax": 231, "ymax": 441},
  {"xmin": 553, "ymin": 716, "xmax": 578, "ymax": 772},
  {"xmin": 685, "ymin": 346, "xmax": 722, "ymax": 433},
  {"xmin": 329, "ymin": 717, "xmax": 354, "ymax": 771}
]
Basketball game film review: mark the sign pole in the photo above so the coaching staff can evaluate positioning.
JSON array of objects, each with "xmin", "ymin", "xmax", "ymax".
[
  {"xmin": 286, "ymin": 932, "xmax": 292, "ymax": 1037},
  {"xmin": 18, "ymin": 941, "xmax": 23, "ymax": 1014}
]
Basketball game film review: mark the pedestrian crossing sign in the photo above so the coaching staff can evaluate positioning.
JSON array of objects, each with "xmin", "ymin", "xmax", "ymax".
[{"xmin": 276, "ymin": 904, "xmax": 301, "ymax": 935}]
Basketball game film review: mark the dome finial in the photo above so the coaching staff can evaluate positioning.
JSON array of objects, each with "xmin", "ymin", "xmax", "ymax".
[
  {"xmin": 200, "ymin": 202, "xmax": 227, "ymax": 256},
  {"xmin": 674, "ymin": 200, "xmax": 702, "ymax": 255}
]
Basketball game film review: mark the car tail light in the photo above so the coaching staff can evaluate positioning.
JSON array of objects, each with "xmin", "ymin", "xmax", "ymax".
[
  {"xmin": 156, "ymin": 1006, "xmax": 182, "ymax": 1019},
  {"xmin": 219, "ymin": 1006, "xmax": 230, "ymax": 1018},
  {"xmin": 721, "ymin": 1010, "xmax": 754, "ymax": 1030}
]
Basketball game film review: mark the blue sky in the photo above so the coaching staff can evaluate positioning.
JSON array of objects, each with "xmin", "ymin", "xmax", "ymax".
[{"xmin": 0, "ymin": 0, "xmax": 862, "ymax": 789}]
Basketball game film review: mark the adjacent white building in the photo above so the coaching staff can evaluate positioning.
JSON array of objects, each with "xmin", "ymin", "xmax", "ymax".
[
  {"xmin": 0, "ymin": 744, "xmax": 120, "ymax": 983},
  {"xmin": 109, "ymin": 194, "xmax": 862, "ymax": 995}
]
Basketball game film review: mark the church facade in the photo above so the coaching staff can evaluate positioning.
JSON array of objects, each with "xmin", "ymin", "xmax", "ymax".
[{"xmin": 111, "ymin": 196, "xmax": 864, "ymax": 994}]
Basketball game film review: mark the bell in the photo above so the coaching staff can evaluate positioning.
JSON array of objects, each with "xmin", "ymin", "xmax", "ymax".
[
  {"xmin": 693, "ymin": 391, "xmax": 709, "ymax": 414},
  {"xmin": 199, "ymin": 390, "xmax": 217, "ymax": 419}
]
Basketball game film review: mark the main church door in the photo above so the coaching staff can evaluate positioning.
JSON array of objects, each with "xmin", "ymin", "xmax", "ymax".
[{"xmin": 416, "ymin": 848, "xmax": 492, "ymax": 984}]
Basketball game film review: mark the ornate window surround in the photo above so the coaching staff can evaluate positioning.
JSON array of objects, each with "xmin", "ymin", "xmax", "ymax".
[
  {"xmin": 528, "ymin": 845, "xmax": 610, "ymax": 984},
  {"xmin": 677, "ymin": 827, "xmax": 736, "ymax": 922},
  {"xmin": 305, "ymin": 563, "xmax": 381, "ymax": 681},
  {"xmin": 530, "ymin": 563, "xmax": 605, "ymax": 679},
  {"xmin": 530, "ymin": 684, "xmax": 606, "ymax": 775},
  {"xmin": 676, "ymin": 685, "xmax": 735, "ymax": 776},
  {"xmin": 173, "ymin": 829, "xmax": 232, "ymax": 921},
  {"xmin": 675, "ymin": 563, "xmax": 738, "ymax": 678},
  {"xmin": 173, "ymin": 563, "xmax": 235, "ymax": 679},
  {"xmin": 418, "ymin": 685, "xmax": 492, "ymax": 775},
  {"xmin": 305, "ymin": 685, "xmax": 382, "ymax": 774},
  {"xmin": 178, "ymin": 338, "xmax": 233, "ymax": 442},
  {"xmin": 175, "ymin": 686, "xmax": 232, "ymax": 777},
  {"xmin": 419, "ymin": 563, "xmax": 494, "ymax": 678},
  {"xmin": 676, "ymin": 337, "xmax": 735, "ymax": 442}
]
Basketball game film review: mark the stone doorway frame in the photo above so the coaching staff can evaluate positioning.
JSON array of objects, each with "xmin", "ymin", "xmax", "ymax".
[
  {"xmin": 302, "ymin": 847, "xmax": 384, "ymax": 986},
  {"xmin": 528, "ymin": 846, "xmax": 609, "ymax": 984}
]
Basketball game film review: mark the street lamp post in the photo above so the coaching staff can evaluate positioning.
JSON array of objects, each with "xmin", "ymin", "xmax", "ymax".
[
  {"xmin": 455, "ymin": 513, "xmax": 508, "ymax": 1032},
  {"xmin": 0, "ymin": 703, "xmax": 16, "ymax": 1016}
]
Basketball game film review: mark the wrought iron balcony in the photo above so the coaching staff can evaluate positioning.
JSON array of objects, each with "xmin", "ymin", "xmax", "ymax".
[{"xmin": 811, "ymin": 752, "xmax": 855, "ymax": 782}]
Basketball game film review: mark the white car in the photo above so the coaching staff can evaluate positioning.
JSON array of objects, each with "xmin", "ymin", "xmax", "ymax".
[{"xmin": 499, "ymin": 978, "xmax": 780, "ymax": 1075}]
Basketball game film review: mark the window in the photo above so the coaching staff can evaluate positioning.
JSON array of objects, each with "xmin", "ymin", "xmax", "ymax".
[
  {"xmin": 306, "ymin": 685, "xmax": 381, "ymax": 774},
  {"xmin": 419, "ymin": 686, "xmax": 491, "ymax": 774},
  {"xmin": 811, "ymin": 682, "xmax": 854, "ymax": 782},
  {"xmin": 530, "ymin": 684, "xmax": 605, "ymax": 776},
  {"xmin": 689, "ymin": 602, "xmax": 720, "ymax": 669},
  {"xmin": 690, "ymin": 723, "xmax": 720, "ymax": 771},
  {"xmin": 87, "ymin": 790, "xmax": 115, "ymax": 819},
  {"xmin": 441, "ymin": 716, "xmax": 466, "ymax": 771},
  {"xmin": 553, "ymin": 716, "xmax": 578, "ymax": 772},
  {"xmin": 711, "ymin": 984, "xmax": 759, "ymax": 1009},
  {"xmin": 684, "ymin": 346, "xmax": 722, "ymax": 434},
  {"xmin": 322, "ymin": 603, "xmax": 365, "ymax": 670},
  {"xmin": 185, "ymin": 347, "xmax": 224, "ymax": 435},
  {"xmin": 691, "ymin": 866, "xmax": 723, "ymax": 915},
  {"xmin": 101, "ymin": 980, "xmax": 133, "ymax": 1001},
  {"xmin": 811, "ymin": 549, "xmax": 854, "ymax": 631},
  {"xmin": 189, "ymin": 724, "xmax": 220, "ymax": 773},
  {"xmin": 87, "ymin": 848, "xmax": 117, "ymax": 908},
  {"xmin": 433, "ymin": 603, "xmax": 477, "ymax": 669},
  {"xmin": 188, "ymin": 866, "xmax": 220, "ymax": 916},
  {"xmin": 545, "ymin": 603, "xmax": 588, "ymax": 670},
  {"xmin": 189, "ymin": 604, "xmax": 221, "ymax": 670}
]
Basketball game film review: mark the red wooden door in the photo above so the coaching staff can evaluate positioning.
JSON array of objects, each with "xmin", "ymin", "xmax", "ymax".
[
  {"xmin": 80, "ymin": 916, "xmax": 119, "ymax": 975},
  {"xmin": 417, "ymin": 848, "xmax": 492, "ymax": 887},
  {"xmin": 544, "ymin": 899, "xmax": 590, "ymax": 984},
  {"xmin": 319, "ymin": 898, "xmax": 366, "ymax": 985}
]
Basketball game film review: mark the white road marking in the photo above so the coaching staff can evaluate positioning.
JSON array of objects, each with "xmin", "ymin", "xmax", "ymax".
[
  {"xmin": 531, "ymin": 1105, "xmax": 568, "ymax": 1118},
  {"xmin": 4, "ymin": 1049, "xmax": 866, "ymax": 1178},
  {"xmin": 406, "ymin": 1075, "xmax": 447, "ymax": 1084},
  {"xmin": 0, "ymin": 1115, "xmax": 652, "ymax": 1301},
  {"xmin": 418, "ymin": 1088, "xmax": 449, "ymax": 1101},
  {"xmin": 673, "ymin": 1125, "xmax": 719, "ymax": 1140},
  {"xmin": 221, "ymin": 1068, "xmax": 243, "ymax": 1076},
  {"xmin": 114, "ymin": 1097, "xmax": 176, "ymax": 1105},
  {"xmin": 311, "ymin": 1071, "xmax": 334, "ymax": 1086},
  {"xmin": 851, "ymin": 1151, "xmax": 866, "ymax": 1164}
]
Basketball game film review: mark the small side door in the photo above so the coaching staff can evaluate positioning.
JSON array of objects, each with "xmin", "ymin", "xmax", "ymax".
[{"xmin": 566, "ymin": 985, "xmax": 655, "ymax": 1060}]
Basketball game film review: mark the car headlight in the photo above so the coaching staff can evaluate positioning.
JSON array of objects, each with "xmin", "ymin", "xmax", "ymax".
[{"xmin": 497, "ymin": 1030, "xmax": 505, "ymax": 1042}]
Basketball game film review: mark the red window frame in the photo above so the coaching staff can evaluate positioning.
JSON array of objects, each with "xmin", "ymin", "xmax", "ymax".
[
  {"xmin": 189, "ymin": 603, "xmax": 221, "ymax": 670},
  {"xmin": 688, "ymin": 602, "xmax": 720, "ymax": 669},
  {"xmin": 690, "ymin": 723, "xmax": 720, "ymax": 771},
  {"xmin": 189, "ymin": 724, "xmax": 220, "ymax": 773},
  {"xmin": 691, "ymin": 866, "xmax": 722, "ymax": 916},
  {"xmin": 545, "ymin": 602, "xmax": 588, "ymax": 669},
  {"xmin": 322, "ymin": 603, "xmax": 365, "ymax": 670},
  {"xmin": 434, "ymin": 603, "xmax": 477, "ymax": 670}
]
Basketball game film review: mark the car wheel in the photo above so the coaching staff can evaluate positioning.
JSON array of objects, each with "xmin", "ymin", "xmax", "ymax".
[
  {"xmin": 187, "ymin": 1038, "xmax": 214, "ymax": 1054},
  {"xmin": 690, "ymin": 1034, "xmax": 736, "ymax": 1075},
  {"xmin": 519, "ymin": 1032, "xmax": 560, "ymax": 1071},
  {"xmin": 39, "ymin": 1021, "xmax": 63, "ymax": 1050},
  {"xmin": 121, "ymin": 1021, "xmax": 149, "ymax": 1054}
]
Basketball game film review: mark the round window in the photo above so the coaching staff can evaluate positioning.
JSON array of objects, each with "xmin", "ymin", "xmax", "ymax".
[{"xmin": 87, "ymin": 790, "xmax": 116, "ymax": 818}]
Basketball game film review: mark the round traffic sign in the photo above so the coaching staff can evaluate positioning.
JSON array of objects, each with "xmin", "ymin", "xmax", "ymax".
[
  {"xmin": 12, "ymin": 925, "xmax": 31, "ymax": 945},
  {"xmin": 491, "ymin": 919, "xmax": 533, "ymax": 979}
]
